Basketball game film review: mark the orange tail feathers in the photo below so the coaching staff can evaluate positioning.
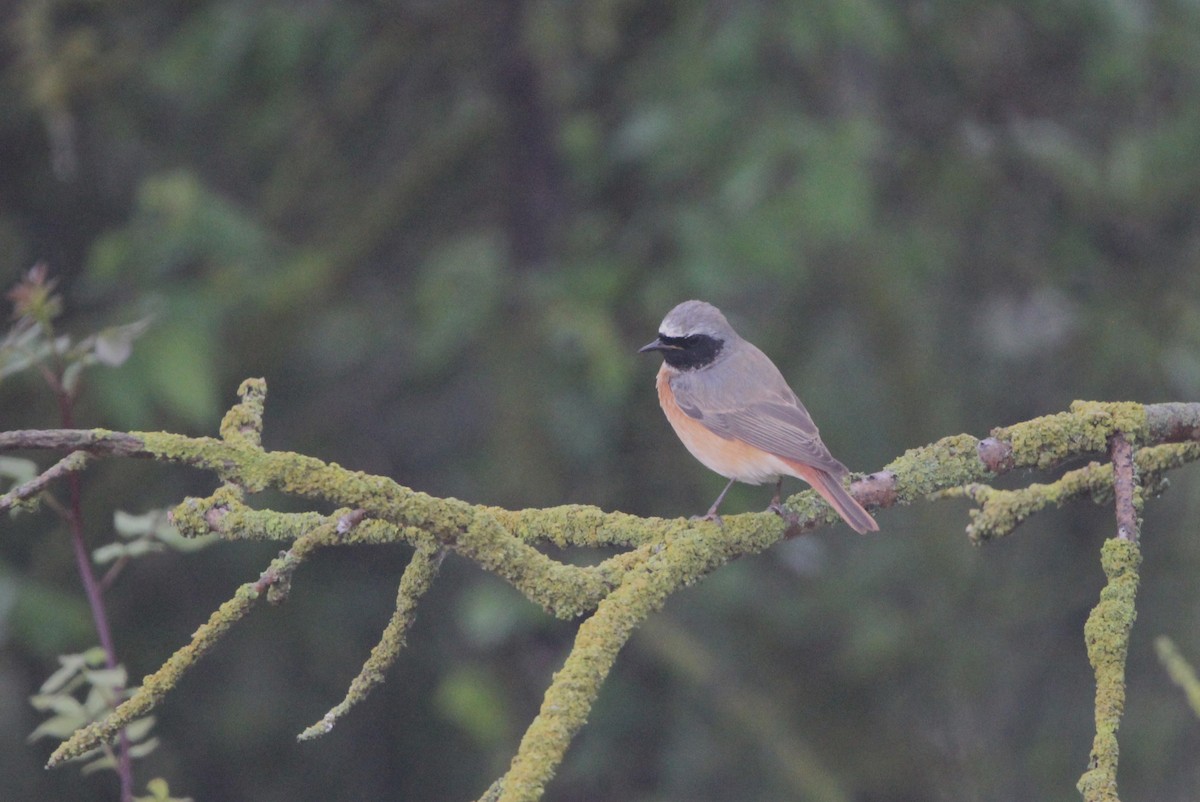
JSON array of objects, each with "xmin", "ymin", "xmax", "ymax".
[{"xmin": 789, "ymin": 463, "xmax": 879, "ymax": 534}]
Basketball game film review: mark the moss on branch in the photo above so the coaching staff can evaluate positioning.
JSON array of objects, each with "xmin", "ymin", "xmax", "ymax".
[
  {"xmin": 1077, "ymin": 538, "xmax": 1141, "ymax": 802},
  {"xmin": 298, "ymin": 538, "xmax": 446, "ymax": 741},
  {"xmin": 4, "ymin": 387, "xmax": 1200, "ymax": 799},
  {"xmin": 47, "ymin": 516, "xmax": 338, "ymax": 766}
]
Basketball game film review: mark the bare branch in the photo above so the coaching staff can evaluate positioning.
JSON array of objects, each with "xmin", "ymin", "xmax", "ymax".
[{"xmin": 1110, "ymin": 433, "xmax": 1139, "ymax": 543}]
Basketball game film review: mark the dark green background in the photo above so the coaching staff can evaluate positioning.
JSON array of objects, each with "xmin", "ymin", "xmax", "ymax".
[{"xmin": 3, "ymin": 2, "xmax": 1200, "ymax": 800}]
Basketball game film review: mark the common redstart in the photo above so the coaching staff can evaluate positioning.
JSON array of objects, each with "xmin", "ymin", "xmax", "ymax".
[{"xmin": 640, "ymin": 300, "xmax": 879, "ymax": 533}]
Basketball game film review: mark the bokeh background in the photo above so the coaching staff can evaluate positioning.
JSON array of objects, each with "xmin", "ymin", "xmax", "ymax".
[{"xmin": 3, "ymin": 2, "xmax": 1200, "ymax": 800}]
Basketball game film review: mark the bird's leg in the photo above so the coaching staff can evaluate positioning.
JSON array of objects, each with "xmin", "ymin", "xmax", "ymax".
[
  {"xmin": 692, "ymin": 477, "xmax": 737, "ymax": 525},
  {"xmin": 767, "ymin": 478, "xmax": 800, "ymax": 525},
  {"xmin": 769, "ymin": 478, "xmax": 783, "ymax": 510}
]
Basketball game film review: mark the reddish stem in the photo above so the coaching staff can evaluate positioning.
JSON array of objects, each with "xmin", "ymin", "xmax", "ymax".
[{"xmin": 54, "ymin": 381, "xmax": 134, "ymax": 801}]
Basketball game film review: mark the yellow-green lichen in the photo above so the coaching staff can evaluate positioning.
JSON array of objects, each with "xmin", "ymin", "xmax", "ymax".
[
  {"xmin": 493, "ymin": 505, "xmax": 665, "ymax": 549},
  {"xmin": 1077, "ymin": 537, "xmax": 1141, "ymax": 802},
  {"xmin": 491, "ymin": 515, "xmax": 784, "ymax": 802},
  {"xmin": 962, "ymin": 461, "xmax": 1111, "ymax": 543},
  {"xmin": 31, "ymin": 392, "xmax": 1200, "ymax": 802},
  {"xmin": 169, "ymin": 485, "xmax": 246, "ymax": 537},
  {"xmin": 47, "ymin": 520, "xmax": 337, "ymax": 767},
  {"xmin": 218, "ymin": 378, "xmax": 267, "ymax": 445},
  {"xmin": 298, "ymin": 539, "xmax": 444, "ymax": 740},
  {"xmin": 1137, "ymin": 441, "xmax": 1200, "ymax": 481},
  {"xmin": 995, "ymin": 402, "xmax": 1148, "ymax": 471},
  {"xmin": 457, "ymin": 511, "xmax": 609, "ymax": 620},
  {"xmin": 884, "ymin": 433, "xmax": 986, "ymax": 498}
]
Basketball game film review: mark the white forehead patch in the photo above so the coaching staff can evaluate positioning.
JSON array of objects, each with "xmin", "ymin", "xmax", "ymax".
[
  {"xmin": 657, "ymin": 300, "xmax": 730, "ymax": 339},
  {"xmin": 658, "ymin": 317, "xmax": 689, "ymax": 337}
]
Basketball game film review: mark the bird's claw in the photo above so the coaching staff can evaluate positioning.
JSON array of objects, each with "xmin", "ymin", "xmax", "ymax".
[{"xmin": 767, "ymin": 501, "xmax": 800, "ymax": 526}]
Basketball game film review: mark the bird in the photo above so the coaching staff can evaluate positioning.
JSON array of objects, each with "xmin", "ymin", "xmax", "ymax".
[{"xmin": 639, "ymin": 300, "xmax": 879, "ymax": 533}]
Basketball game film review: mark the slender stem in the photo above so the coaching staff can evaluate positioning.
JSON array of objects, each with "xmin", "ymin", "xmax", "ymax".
[
  {"xmin": 52, "ymin": 362, "xmax": 134, "ymax": 802},
  {"xmin": 1110, "ymin": 433, "xmax": 1139, "ymax": 542}
]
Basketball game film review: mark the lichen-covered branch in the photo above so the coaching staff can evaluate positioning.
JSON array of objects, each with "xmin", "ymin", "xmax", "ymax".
[
  {"xmin": 1076, "ymin": 431, "xmax": 1145, "ymax": 802},
  {"xmin": 491, "ymin": 517, "xmax": 764, "ymax": 802},
  {"xmin": 47, "ymin": 513, "xmax": 342, "ymax": 766},
  {"xmin": 4, "ymin": 386, "xmax": 1200, "ymax": 799},
  {"xmin": 0, "ymin": 449, "xmax": 90, "ymax": 510},
  {"xmin": 946, "ymin": 441, "xmax": 1196, "ymax": 543},
  {"xmin": 298, "ymin": 538, "xmax": 445, "ymax": 740},
  {"xmin": 1076, "ymin": 538, "xmax": 1141, "ymax": 802}
]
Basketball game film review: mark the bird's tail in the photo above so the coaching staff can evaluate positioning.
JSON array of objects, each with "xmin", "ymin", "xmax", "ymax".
[{"xmin": 789, "ymin": 463, "xmax": 879, "ymax": 534}]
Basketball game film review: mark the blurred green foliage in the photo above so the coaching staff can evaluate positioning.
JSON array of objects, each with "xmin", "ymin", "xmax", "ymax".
[{"xmin": 2, "ymin": 1, "xmax": 1200, "ymax": 800}]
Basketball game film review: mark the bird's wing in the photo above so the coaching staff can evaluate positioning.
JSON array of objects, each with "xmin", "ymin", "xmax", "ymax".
[{"xmin": 671, "ymin": 348, "xmax": 850, "ymax": 478}]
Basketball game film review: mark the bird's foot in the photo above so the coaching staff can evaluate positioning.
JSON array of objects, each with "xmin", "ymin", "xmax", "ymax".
[
  {"xmin": 690, "ymin": 512, "xmax": 724, "ymax": 526},
  {"xmin": 767, "ymin": 500, "xmax": 800, "ymax": 526}
]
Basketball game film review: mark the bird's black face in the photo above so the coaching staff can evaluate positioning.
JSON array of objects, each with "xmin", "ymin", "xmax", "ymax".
[{"xmin": 638, "ymin": 332, "xmax": 724, "ymax": 371}]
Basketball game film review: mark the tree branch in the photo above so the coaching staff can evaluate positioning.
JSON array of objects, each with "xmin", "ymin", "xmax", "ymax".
[
  {"xmin": 0, "ymin": 449, "xmax": 90, "ymax": 509},
  {"xmin": 1076, "ymin": 431, "xmax": 1144, "ymax": 802},
  {"xmin": 4, "ymin": 383, "xmax": 1200, "ymax": 799}
]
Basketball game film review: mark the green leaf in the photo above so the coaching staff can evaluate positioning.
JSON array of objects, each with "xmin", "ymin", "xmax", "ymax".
[
  {"xmin": 38, "ymin": 653, "xmax": 91, "ymax": 694},
  {"xmin": 83, "ymin": 665, "xmax": 129, "ymax": 691},
  {"xmin": 124, "ymin": 715, "xmax": 157, "ymax": 743},
  {"xmin": 128, "ymin": 737, "xmax": 160, "ymax": 759},
  {"xmin": 93, "ymin": 318, "xmax": 153, "ymax": 367},
  {"xmin": 0, "ymin": 456, "xmax": 38, "ymax": 485},
  {"xmin": 135, "ymin": 778, "xmax": 194, "ymax": 802},
  {"xmin": 27, "ymin": 709, "xmax": 88, "ymax": 742},
  {"xmin": 113, "ymin": 509, "xmax": 161, "ymax": 537},
  {"xmin": 81, "ymin": 752, "xmax": 118, "ymax": 775},
  {"xmin": 28, "ymin": 692, "xmax": 86, "ymax": 717},
  {"xmin": 91, "ymin": 543, "xmax": 128, "ymax": 564}
]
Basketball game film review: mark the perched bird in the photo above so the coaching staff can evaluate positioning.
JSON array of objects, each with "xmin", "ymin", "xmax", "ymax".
[{"xmin": 639, "ymin": 300, "xmax": 878, "ymax": 533}]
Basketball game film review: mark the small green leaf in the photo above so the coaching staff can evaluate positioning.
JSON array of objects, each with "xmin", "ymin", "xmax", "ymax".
[
  {"xmin": 0, "ymin": 456, "xmax": 38, "ymax": 485},
  {"xmin": 28, "ymin": 692, "xmax": 87, "ymax": 716},
  {"xmin": 83, "ymin": 665, "xmax": 129, "ymax": 690},
  {"xmin": 125, "ymin": 715, "xmax": 157, "ymax": 742},
  {"xmin": 27, "ymin": 710, "xmax": 88, "ymax": 741},
  {"xmin": 93, "ymin": 318, "xmax": 153, "ymax": 367},
  {"xmin": 38, "ymin": 653, "xmax": 90, "ymax": 694},
  {"xmin": 81, "ymin": 751, "xmax": 118, "ymax": 775},
  {"xmin": 81, "ymin": 646, "xmax": 110, "ymax": 667},
  {"xmin": 155, "ymin": 523, "xmax": 217, "ymax": 552},
  {"xmin": 128, "ymin": 737, "xmax": 160, "ymax": 759},
  {"xmin": 92, "ymin": 543, "xmax": 130, "ymax": 564},
  {"xmin": 114, "ymin": 509, "xmax": 161, "ymax": 537},
  {"xmin": 136, "ymin": 777, "xmax": 194, "ymax": 802}
]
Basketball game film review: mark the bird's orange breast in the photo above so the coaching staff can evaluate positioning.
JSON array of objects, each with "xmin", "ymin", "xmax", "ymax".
[{"xmin": 656, "ymin": 364, "xmax": 794, "ymax": 485}]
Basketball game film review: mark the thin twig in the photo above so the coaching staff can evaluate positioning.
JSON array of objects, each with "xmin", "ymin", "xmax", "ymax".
[
  {"xmin": 0, "ymin": 450, "xmax": 90, "ymax": 510},
  {"xmin": 52, "ymin": 375, "xmax": 133, "ymax": 801},
  {"xmin": 1110, "ymin": 433, "xmax": 1139, "ymax": 542}
]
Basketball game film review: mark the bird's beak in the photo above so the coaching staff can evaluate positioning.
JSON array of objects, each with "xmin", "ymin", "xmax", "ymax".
[{"xmin": 639, "ymin": 337, "xmax": 670, "ymax": 353}]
